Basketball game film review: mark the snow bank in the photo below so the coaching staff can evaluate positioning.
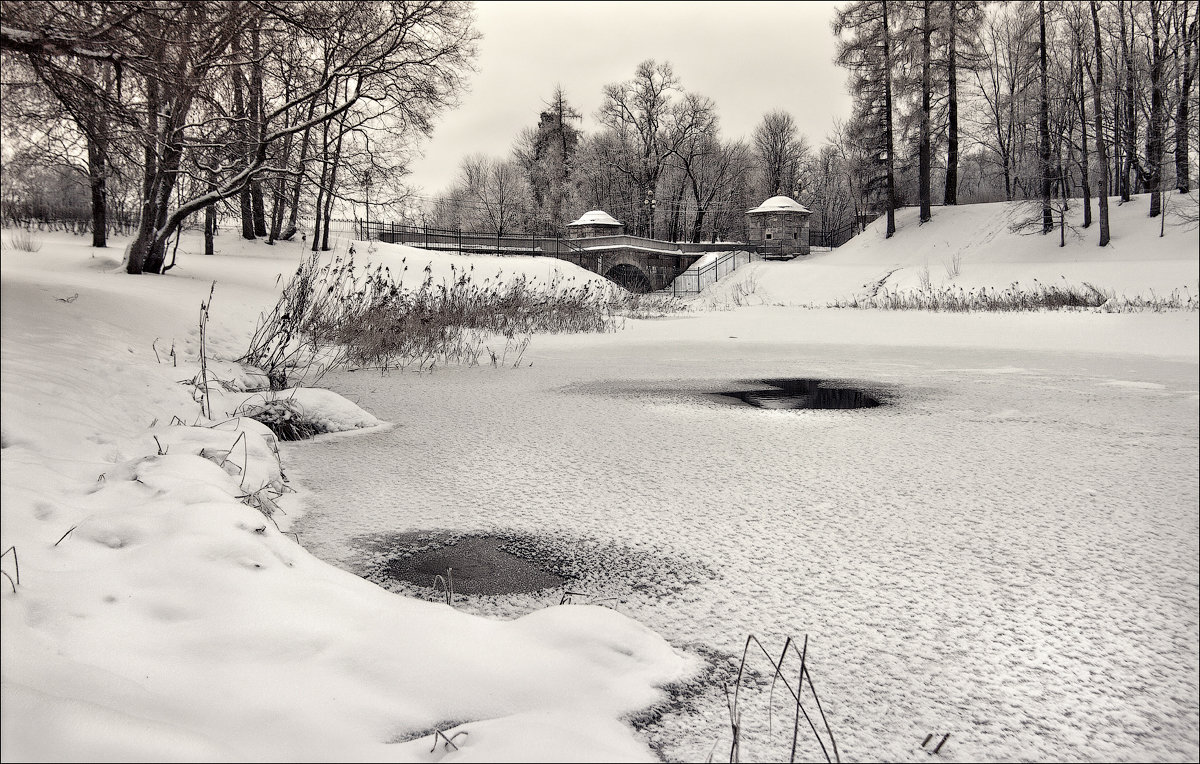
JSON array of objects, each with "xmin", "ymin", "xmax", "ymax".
[
  {"xmin": 1, "ymin": 232, "xmax": 696, "ymax": 762},
  {"xmin": 351, "ymin": 238, "xmax": 616, "ymax": 295},
  {"xmin": 702, "ymin": 193, "xmax": 1200, "ymax": 306}
]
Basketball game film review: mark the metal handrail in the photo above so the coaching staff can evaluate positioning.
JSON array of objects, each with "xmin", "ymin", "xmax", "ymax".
[
  {"xmin": 358, "ymin": 219, "xmax": 864, "ymax": 259},
  {"xmin": 670, "ymin": 250, "xmax": 761, "ymax": 296}
]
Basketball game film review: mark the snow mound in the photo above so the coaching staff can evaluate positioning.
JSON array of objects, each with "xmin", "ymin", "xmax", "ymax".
[
  {"xmin": 218, "ymin": 387, "xmax": 384, "ymax": 438},
  {"xmin": 351, "ymin": 239, "xmax": 617, "ymax": 295}
]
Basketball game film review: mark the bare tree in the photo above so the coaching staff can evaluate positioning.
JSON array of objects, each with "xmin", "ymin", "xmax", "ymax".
[
  {"xmin": 751, "ymin": 110, "xmax": 811, "ymax": 200},
  {"xmin": 675, "ymin": 128, "xmax": 748, "ymax": 243},
  {"xmin": 456, "ymin": 154, "xmax": 528, "ymax": 234},
  {"xmin": 597, "ymin": 59, "xmax": 707, "ymax": 237},
  {"xmin": 1118, "ymin": 0, "xmax": 1138, "ymax": 201},
  {"xmin": 3, "ymin": 1, "xmax": 478, "ymax": 274},
  {"xmin": 972, "ymin": 3, "xmax": 1037, "ymax": 202}
]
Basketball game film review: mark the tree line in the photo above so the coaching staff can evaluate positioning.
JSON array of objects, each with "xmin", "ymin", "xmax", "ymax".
[
  {"xmin": 2, "ymin": 1, "xmax": 1196, "ymax": 267},
  {"xmin": 418, "ymin": 67, "xmax": 826, "ymax": 243},
  {"xmin": 422, "ymin": 0, "xmax": 1196, "ymax": 247},
  {"xmin": 1, "ymin": 0, "xmax": 477, "ymax": 272},
  {"xmin": 835, "ymin": 0, "xmax": 1197, "ymax": 244}
]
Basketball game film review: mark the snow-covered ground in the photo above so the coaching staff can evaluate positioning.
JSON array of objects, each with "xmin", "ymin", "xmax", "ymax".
[
  {"xmin": 1, "ymin": 234, "xmax": 693, "ymax": 762},
  {"xmin": 700, "ymin": 195, "xmax": 1199, "ymax": 306},
  {"xmin": 2, "ymin": 196, "xmax": 1198, "ymax": 762}
]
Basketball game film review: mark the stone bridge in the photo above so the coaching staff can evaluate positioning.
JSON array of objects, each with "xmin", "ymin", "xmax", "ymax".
[
  {"xmin": 365, "ymin": 223, "xmax": 739, "ymax": 293},
  {"xmin": 546, "ymin": 235, "xmax": 738, "ymax": 292}
]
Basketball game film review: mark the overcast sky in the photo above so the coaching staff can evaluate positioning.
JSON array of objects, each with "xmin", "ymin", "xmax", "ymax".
[{"xmin": 405, "ymin": 0, "xmax": 852, "ymax": 195}]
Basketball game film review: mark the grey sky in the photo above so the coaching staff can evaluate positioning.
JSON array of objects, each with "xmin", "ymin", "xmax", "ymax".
[{"xmin": 406, "ymin": 0, "xmax": 852, "ymax": 194}]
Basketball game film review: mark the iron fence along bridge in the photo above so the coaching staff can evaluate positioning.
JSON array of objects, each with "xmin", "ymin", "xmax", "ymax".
[
  {"xmin": 358, "ymin": 221, "xmax": 590, "ymax": 256},
  {"xmin": 358, "ymin": 220, "xmax": 860, "ymax": 257}
]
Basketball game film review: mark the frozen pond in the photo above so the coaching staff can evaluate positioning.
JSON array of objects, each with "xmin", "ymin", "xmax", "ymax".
[{"xmin": 287, "ymin": 311, "xmax": 1199, "ymax": 762}]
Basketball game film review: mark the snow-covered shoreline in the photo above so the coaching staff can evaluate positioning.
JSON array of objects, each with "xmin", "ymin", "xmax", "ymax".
[{"xmin": 1, "ymin": 233, "xmax": 697, "ymax": 762}]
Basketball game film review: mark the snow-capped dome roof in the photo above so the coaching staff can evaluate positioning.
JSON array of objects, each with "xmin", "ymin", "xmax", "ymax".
[
  {"xmin": 746, "ymin": 195, "xmax": 812, "ymax": 215},
  {"xmin": 567, "ymin": 210, "xmax": 623, "ymax": 227}
]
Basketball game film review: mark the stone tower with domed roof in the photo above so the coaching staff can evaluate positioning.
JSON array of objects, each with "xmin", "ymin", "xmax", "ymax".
[
  {"xmin": 746, "ymin": 195, "xmax": 812, "ymax": 257},
  {"xmin": 565, "ymin": 210, "xmax": 624, "ymax": 238}
]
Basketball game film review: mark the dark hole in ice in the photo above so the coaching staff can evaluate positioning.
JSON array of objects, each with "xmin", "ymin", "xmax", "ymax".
[
  {"xmin": 719, "ymin": 378, "xmax": 882, "ymax": 410},
  {"xmin": 380, "ymin": 534, "xmax": 567, "ymax": 595}
]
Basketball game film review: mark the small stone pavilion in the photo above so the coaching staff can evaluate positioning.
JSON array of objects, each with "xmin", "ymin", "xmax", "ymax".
[
  {"xmin": 746, "ymin": 195, "xmax": 812, "ymax": 257},
  {"xmin": 566, "ymin": 210, "xmax": 624, "ymax": 238}
]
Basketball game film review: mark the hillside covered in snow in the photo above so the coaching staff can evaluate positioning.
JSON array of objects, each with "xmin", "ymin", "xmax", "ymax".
[{"xmin": 702, "ymin": 194, "xmax": 1199, "ymax": 307}]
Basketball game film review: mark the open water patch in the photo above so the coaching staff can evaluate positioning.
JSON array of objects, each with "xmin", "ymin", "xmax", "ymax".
[
  {"xmin": 718, "ymin": 378, "xmax": 883, "ymax": 410},
  {"xmin": 378, "ymin": 533, "xmax": 566, "ymax": 595},
  {"xmin": 352, "ymin": 530, "xmax": 713, "ymax": 606},
  {"xmin": 564, "ymin": 376, "xmax": 893, "ymax": 411}
]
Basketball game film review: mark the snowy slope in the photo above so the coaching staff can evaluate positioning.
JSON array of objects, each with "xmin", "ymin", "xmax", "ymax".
[{"xmin": 701, "ymin": 194, "xmax": 1200, "ymax": 305}]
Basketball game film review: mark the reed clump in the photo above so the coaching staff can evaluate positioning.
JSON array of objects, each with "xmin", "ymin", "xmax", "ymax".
[
  {"xmin": 830, "ymin": 277, "xmax": 1197, "ymax": 312},
  {"xmin": 243, "ymin": 251, "xmax": 679, "ymax": 387}
]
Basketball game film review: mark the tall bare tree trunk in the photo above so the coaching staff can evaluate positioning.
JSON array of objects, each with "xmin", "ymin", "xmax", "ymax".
[
  {"xmin": 320, "ymin": 89, "xmax": 349, "ymax": 252},
  {"xmin": 919, "ymin": 0, "xmax": 932, "ymax": 222},
  {"xmin": 86, "ymin": 129, "xmax": 108, "ymax": 248},
  {"xmin": 311, "ymin": 118, "xmax": 330, "ymax": 252},
  {"xmin": 1112, "ymin": 74, "xmax": 1123, "ymax": 197},
  {"xmin": 1039, "ymin": 0, "xmax": 1053, "ymax": 233},
  {"xmin": 1077, "ymin": 50, "xmax": 1092, "ymax": 229},
  {"xmin": 668, "ymin": 174, "xmax": 686, "ymax": 242},
  {"xmin": 945, "ymin": 0, "xmax": 959, "ymax": 206},
  {"xmin": 320, "ymin": 148, "xmax": 343, "ymax": 252},
  {"xmin": 238, "ymin": 190, "xmax": 255, "ymax": 239},
  {"xmin": 267, "ymin": 131, "xmax": 293, "ymax": 244},
  {"xmin": 231, "ymin": 43, "xmax": 256, "ymax": 240},
  {"xmin": 883, "ymin": 0, "xmax": 896, "ymax": 238},
  {"xmin": 1177, "ymin": 1, "xmax": 1195, "ymax": 192},
  {"xmin": 283, "ymin": 124, "xmax": 312, "ymax": 240},
  {"xmin": 250, "ymin": 184, "xmax": 267, "ymax": 236},
  {"xmin": 1091, "ymin": 0, "xmax": 1111, "ymax": 245},
  {"xmin": 1147, "ymin": 0, "xmax": 1165, "ymax": 217},
  {"xmin": 248, "ymin": 24, "xmax": 268, "ymax": 237},
  {"xmin": 126, "ymin": 73, "xmax": 160, "ymax": 274},
  {"xmin": 1119, "ymin": 0, "xmax": 1136, "ymax": 200}
]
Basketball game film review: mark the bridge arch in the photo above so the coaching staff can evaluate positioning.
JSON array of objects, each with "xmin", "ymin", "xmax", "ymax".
[{"xmin": 604, "ymin": 262, "xmax": 653, "ymax": 293}]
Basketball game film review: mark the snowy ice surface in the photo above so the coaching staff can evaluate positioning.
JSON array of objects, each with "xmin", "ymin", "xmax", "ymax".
[
  {"xmin": 289, "ymin": 311, "xmax": 1199, "ymax": 763},
  {"xmin": 3, "ymin": 195, "xmax": 1198, "ymax": 763}
]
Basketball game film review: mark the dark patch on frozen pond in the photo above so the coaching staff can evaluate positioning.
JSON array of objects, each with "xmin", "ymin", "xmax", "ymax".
[
  {"xmin": 718, "ymin": 378, "xmax": 883, "ymax": 410},
  {"xmin": 376, "ymin": 533, "xmax": 567, "ymax": 595},
  {"xmin": 564, "ymin": 376, "xmax": 893, "ymax": 411},
  {"xmin": 352, "ymin": 530, "xmax": 714, "ymax": 605}
]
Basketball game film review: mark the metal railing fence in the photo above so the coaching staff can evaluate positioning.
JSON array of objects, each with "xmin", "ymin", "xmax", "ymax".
[{"xmin": 669, "ymin": 250, "xmax": 762, "ymax": 296}]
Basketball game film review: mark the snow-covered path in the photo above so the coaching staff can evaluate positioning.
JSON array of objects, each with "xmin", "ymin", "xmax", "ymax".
[{"xmin": 287, "ymin": 308, "xmax": 1200, "ymax": 762}]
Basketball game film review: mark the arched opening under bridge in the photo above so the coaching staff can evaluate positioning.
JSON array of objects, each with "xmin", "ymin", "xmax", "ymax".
[{"xmin": 605, "ymin": 263, "xmax": 653, "ymax": 293}]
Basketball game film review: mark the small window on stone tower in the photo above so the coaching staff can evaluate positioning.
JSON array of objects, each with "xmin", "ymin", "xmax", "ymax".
[
  {"xmin": 765, "ymin": 232, "xmax": 772, "ymax": 240},
  {"xmin": 793, "ymin": 232, "xmax": 798, "ymax": 239}
]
